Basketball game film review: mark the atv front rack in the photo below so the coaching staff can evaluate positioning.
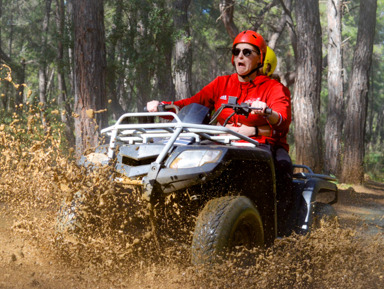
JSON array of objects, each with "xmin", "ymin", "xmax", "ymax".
[{"xmin": 101, "ymin": 111, "xmax": 259, "ymax": 162}]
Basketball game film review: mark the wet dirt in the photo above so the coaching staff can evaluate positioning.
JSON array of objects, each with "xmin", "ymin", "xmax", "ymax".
[{"xmin": 0, "ymin": 110, "xmax": 384, "ymax": 288}]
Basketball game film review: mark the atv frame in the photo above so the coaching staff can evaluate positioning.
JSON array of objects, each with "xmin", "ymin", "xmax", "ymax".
[{"xmin": 63, "ymin": 103, "xmax": 338, "ymax": 265}]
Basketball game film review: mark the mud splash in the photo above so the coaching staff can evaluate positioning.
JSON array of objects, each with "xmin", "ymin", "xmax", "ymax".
[{"xmin": 0, "ymin": 105, "xmax": 383, "ymax": 288}]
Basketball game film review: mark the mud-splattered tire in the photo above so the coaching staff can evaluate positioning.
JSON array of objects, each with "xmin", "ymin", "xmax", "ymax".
[
  {"xmin": 191, "ymin": 196, "xmax": 264, "ymax": 265},
  {"xmin": 56, "ymin": 191, "xmax": 85, "ymax": 234},
  {"xmin": 311, "ymin": 202, "xmax": 337, "ymax": 229}
]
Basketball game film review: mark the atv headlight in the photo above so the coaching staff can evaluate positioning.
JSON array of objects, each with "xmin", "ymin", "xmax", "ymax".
[{"xmin": 169, "ymin": 150, "xmax": 222, "ymax": 169}]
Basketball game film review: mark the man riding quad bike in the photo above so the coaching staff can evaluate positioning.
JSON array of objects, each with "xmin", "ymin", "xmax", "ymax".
[
  {"xmin": 57, "ymin": 100, "xmax": 338, "ymax": 265},
  {"xmin": 58, "ymin": 30, "xmax": 337, "ymax": 265},
  {"xmin": 147, "ymin": 30, "xmax": 295, "ymax": 239}
]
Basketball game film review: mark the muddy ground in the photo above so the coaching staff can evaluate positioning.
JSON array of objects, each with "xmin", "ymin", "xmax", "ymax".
[
  {"xmin": 0, "ymin": 181, "xmax": 383, "ymax": 289},
  {"xmin": 0, "ymin": 113, "xmax": 383, "ymax": 288}
]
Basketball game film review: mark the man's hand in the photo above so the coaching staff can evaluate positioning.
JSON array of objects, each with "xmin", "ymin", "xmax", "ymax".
[
  {"xmin": 225, "ymin": 123, "xmax": 256, "ymax": 136},
  {"xmin": 250, "ymin": 99, "xmax": 269, "ymax": 115},
  {"xmin": 224, "ymin": 123, "xmax": 272, "ymax": 137},
  {"xmin": 146, "ymin": 100, "xmax": 160, "ymax": 112},
  {"xmin": 250, "ymin": 100, "xmax": 279, "ymax": 125}
]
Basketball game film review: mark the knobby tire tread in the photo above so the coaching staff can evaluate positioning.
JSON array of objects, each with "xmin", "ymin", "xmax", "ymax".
[
  {"xmin": 191, "ymin": 196, "xmax": 263, "ymax": 265},
  {"xmin": 193, "ymin": 197, "xmax": 235, "ymax": 260}
]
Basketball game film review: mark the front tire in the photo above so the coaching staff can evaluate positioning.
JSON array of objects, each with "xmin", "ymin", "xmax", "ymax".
[{"xmin": 191, "ymin": 196, "xmax": 264, "ymax": 265}]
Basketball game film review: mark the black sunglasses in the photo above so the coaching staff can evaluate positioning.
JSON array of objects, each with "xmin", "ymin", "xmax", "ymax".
[{"xmin": 232, "ymin": 47, "xmax": 260, "ymax": 57}]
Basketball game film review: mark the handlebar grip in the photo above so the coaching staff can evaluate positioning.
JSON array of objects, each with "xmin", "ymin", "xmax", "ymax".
[
  {"xmin": 157, "ymin": 104, "xmax": 166, "ymax": 112},
  {"xmin": 249, "ymin": 107, "xmax": 272, "ymax": 115}
]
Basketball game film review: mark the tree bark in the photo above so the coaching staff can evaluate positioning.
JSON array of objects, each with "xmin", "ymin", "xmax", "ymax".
[
  {"xmin": 156, "ymin": 42, "xmax": 175, "ymax": 101},
  {"xmin": 55, "ymin": 0, "xmax": 75, "ymax": 147},
  {"xmin": 0, "ymin": 1, "xmax": 22, "ymax": 110},
  {"xmin": 38, "ymin": 0, "xmax": 52, "ymax": 106},
  {"xmin": 156, "ymin": 7, "xmax": 175, "ymax": 101},
  {"xmin": 66, "ymin": 0, "xmax": 75, "ymax": 101},
  {"xmin": 106, "ymin": 0, "xmax": 125, "ymax": 120},
  {"xmin": 268, "ymin": 0, "xmax": 290, "ymax": 49},
  {"xmin": 0, "ymin": 0, "xmax": 2, "ymax": 52},
  {"xmin": 275, "ymin": 0, "xmax": 295, "ymax": 86},
  {"xmin": 219, "ymin": 0, "xmax": 238, "ymax": 40},
  {"xmin": 341, "ymin": 0, "xmax": 377, "ymax": 184},
  {"xmin": 279, "ymin": 0, "xmax": 297, "ymax": 58},
  {"xmin": 293, "ymin": 0, "xmax": 323, "ymax": 173},
  {"xmin": 324, "ymin": 0, "xmax": 344, "ymax": 177},
  {"xmin": 73, "ymin": 0, "xmax": 107, "ymax": 156},
  {"xmin": 38, "ymin": 0, "xmax": 52, "ymax": 129},
  {"xmin": 173, "ymin": 0, "xmax": 192, "ymax": 100}
]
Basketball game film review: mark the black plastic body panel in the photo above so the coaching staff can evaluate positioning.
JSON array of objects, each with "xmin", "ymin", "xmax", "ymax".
[
  {"xmin": 292, "ymin": 176, "xmax": 338, "ymax": 233},
  {"xmin": 154, "ymin": 144, "xmax": 277, "ymax": 245}
]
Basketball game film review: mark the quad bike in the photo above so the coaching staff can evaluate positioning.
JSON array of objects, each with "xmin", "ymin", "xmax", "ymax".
[{"xmin": 57, "ymin": 97, "xmax": 338, "ymax": 265}]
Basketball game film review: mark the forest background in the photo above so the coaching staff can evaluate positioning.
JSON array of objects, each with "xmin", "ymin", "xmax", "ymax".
[{"xmin": 0, "ymin": 0, "xmax": 383, "ymax": 184}]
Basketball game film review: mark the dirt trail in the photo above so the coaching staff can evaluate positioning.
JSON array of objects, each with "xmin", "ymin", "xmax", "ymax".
[
  {"xmin": 334, "ymin": 181, "xmax": 384, "ymax": 235},
  {"xmin": 0, "ymin": 181, "xmax": 383, "ymax": 289}
]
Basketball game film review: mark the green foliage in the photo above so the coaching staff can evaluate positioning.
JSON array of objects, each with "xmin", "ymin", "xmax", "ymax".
[
  {"xmin": 103, "ymin": 0, "xmax": 175, "ymax": 106},
  {"xmin": 0, "ymin": 102, "xmax": 67, "ymax": 152},
  {"xmin": 189, "ymin": 0, "xmax": 232, "ymax": 91},
  {"xmin": 365, "ymin": 151, "xmax": 384, "ymax": 182},
  {"xmin": 1, "ymin": 0, "xmax": 383, "ymax": 181}
]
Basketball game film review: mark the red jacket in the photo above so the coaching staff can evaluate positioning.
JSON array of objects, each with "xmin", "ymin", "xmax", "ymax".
[{"xmin": 168, "ymin": 73, "xmax": 291, "ymax": 151}]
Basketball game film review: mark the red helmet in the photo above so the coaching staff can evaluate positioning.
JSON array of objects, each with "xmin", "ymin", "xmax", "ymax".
[{"xmin": 231, "ymin": 30, "xmax": 267, "ymax": 66}]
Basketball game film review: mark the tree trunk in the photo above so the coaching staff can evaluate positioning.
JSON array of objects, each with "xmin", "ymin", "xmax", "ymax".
[
  {"xmin": 173, "ymin": 0, "xmax": 192, "ymax": 100},
  {"xmin": 0, "ymin": 0, "xmax": 5, "ymax": 110},
  {"xmin": 324, "ymin": 0, "xmax": 344, "ymax": 177},
  {"xmin": 156, "ymin": 7, "xmax": 175, "ymax": 101},
  {"xmin": 156, "ymin": 43, "xmax": 175, "ymax": 101},
  {"xmin": 55, "ymin": 0, "xmax": 75, "ymax": 147},
  {"xmin": 1, "ymin": 1, "xmax": 14, "ymax": 110},
  {"xmin": 73, "ymin": 0, "xmax": 107, "ymax": 156},
  {"xmin": 38, "ymin": 0, "xmax": 52, "ymax": 106},
  {"xmin": 66, "ymin": 0, "xmax": 75, "ymax": 100},
  {"xmin": 293, "ymin": 0, "xmax": 323, "ymax": 173},
  {"xmin": 341, "ymin": 0, "xmax": 377, "ymax": 184},
  {"xmin": 219, "ymin": 0, "xmax": 238, "ymax": 40},
  {"xmin": 38, "ymin": 0, "xmax": 52, "ymax": 129},
  {"xmin": 268, "ymin": 0, "xmax": 290, "ymax": 49},
  {"xmin": 135, "ymin": 13, "xmax": 153, "ymax": 111},
  {"xmin": 279, "ymin": 0, "xmax": 296, "ymax": 53},
  {"xmin": 0, "ymin": 0, "xmax": 2, "ymax": 53},
  {"xmin": 106, "ymin": 0, "xmax": 125, "ymax": 120},
  {"xmin": 16, "ymin": 59, "xmax": 25, "ymax": 105}
]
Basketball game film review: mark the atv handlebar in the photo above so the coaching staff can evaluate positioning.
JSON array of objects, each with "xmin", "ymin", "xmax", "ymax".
[
  {"xmin": 145, "ymin": 101, "xmax": 271, "ymax": 127},
  {"xmin": 143, "ymin": 103, "xmax": 180, "ymax": 114},
  {"xmin": 210, "ymin": 102, "xmax": 272, "ymax": 126}
]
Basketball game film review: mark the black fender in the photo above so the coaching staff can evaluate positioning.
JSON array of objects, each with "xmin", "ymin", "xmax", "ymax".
[{"xmin": 298, "ymin": 177, "xmax": 338, "ymax": 232}]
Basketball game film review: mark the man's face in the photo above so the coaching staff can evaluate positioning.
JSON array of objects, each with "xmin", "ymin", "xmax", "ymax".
[{"xmin": 233, "ymin": 43, "xmax": 261, "ymax": 76}]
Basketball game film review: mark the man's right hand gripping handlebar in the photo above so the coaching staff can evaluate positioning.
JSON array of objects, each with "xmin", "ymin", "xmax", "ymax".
[
  {"xmin": 250, "ymin": 100, "xmax": 278, "ymax": 125},
  {"xmin": 146, "ymin": 100, "xmax": 160, "ymax": 112},
  {"xmin": 146, "ymin": 100, "xmax": 180, "ymax": 114}
]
